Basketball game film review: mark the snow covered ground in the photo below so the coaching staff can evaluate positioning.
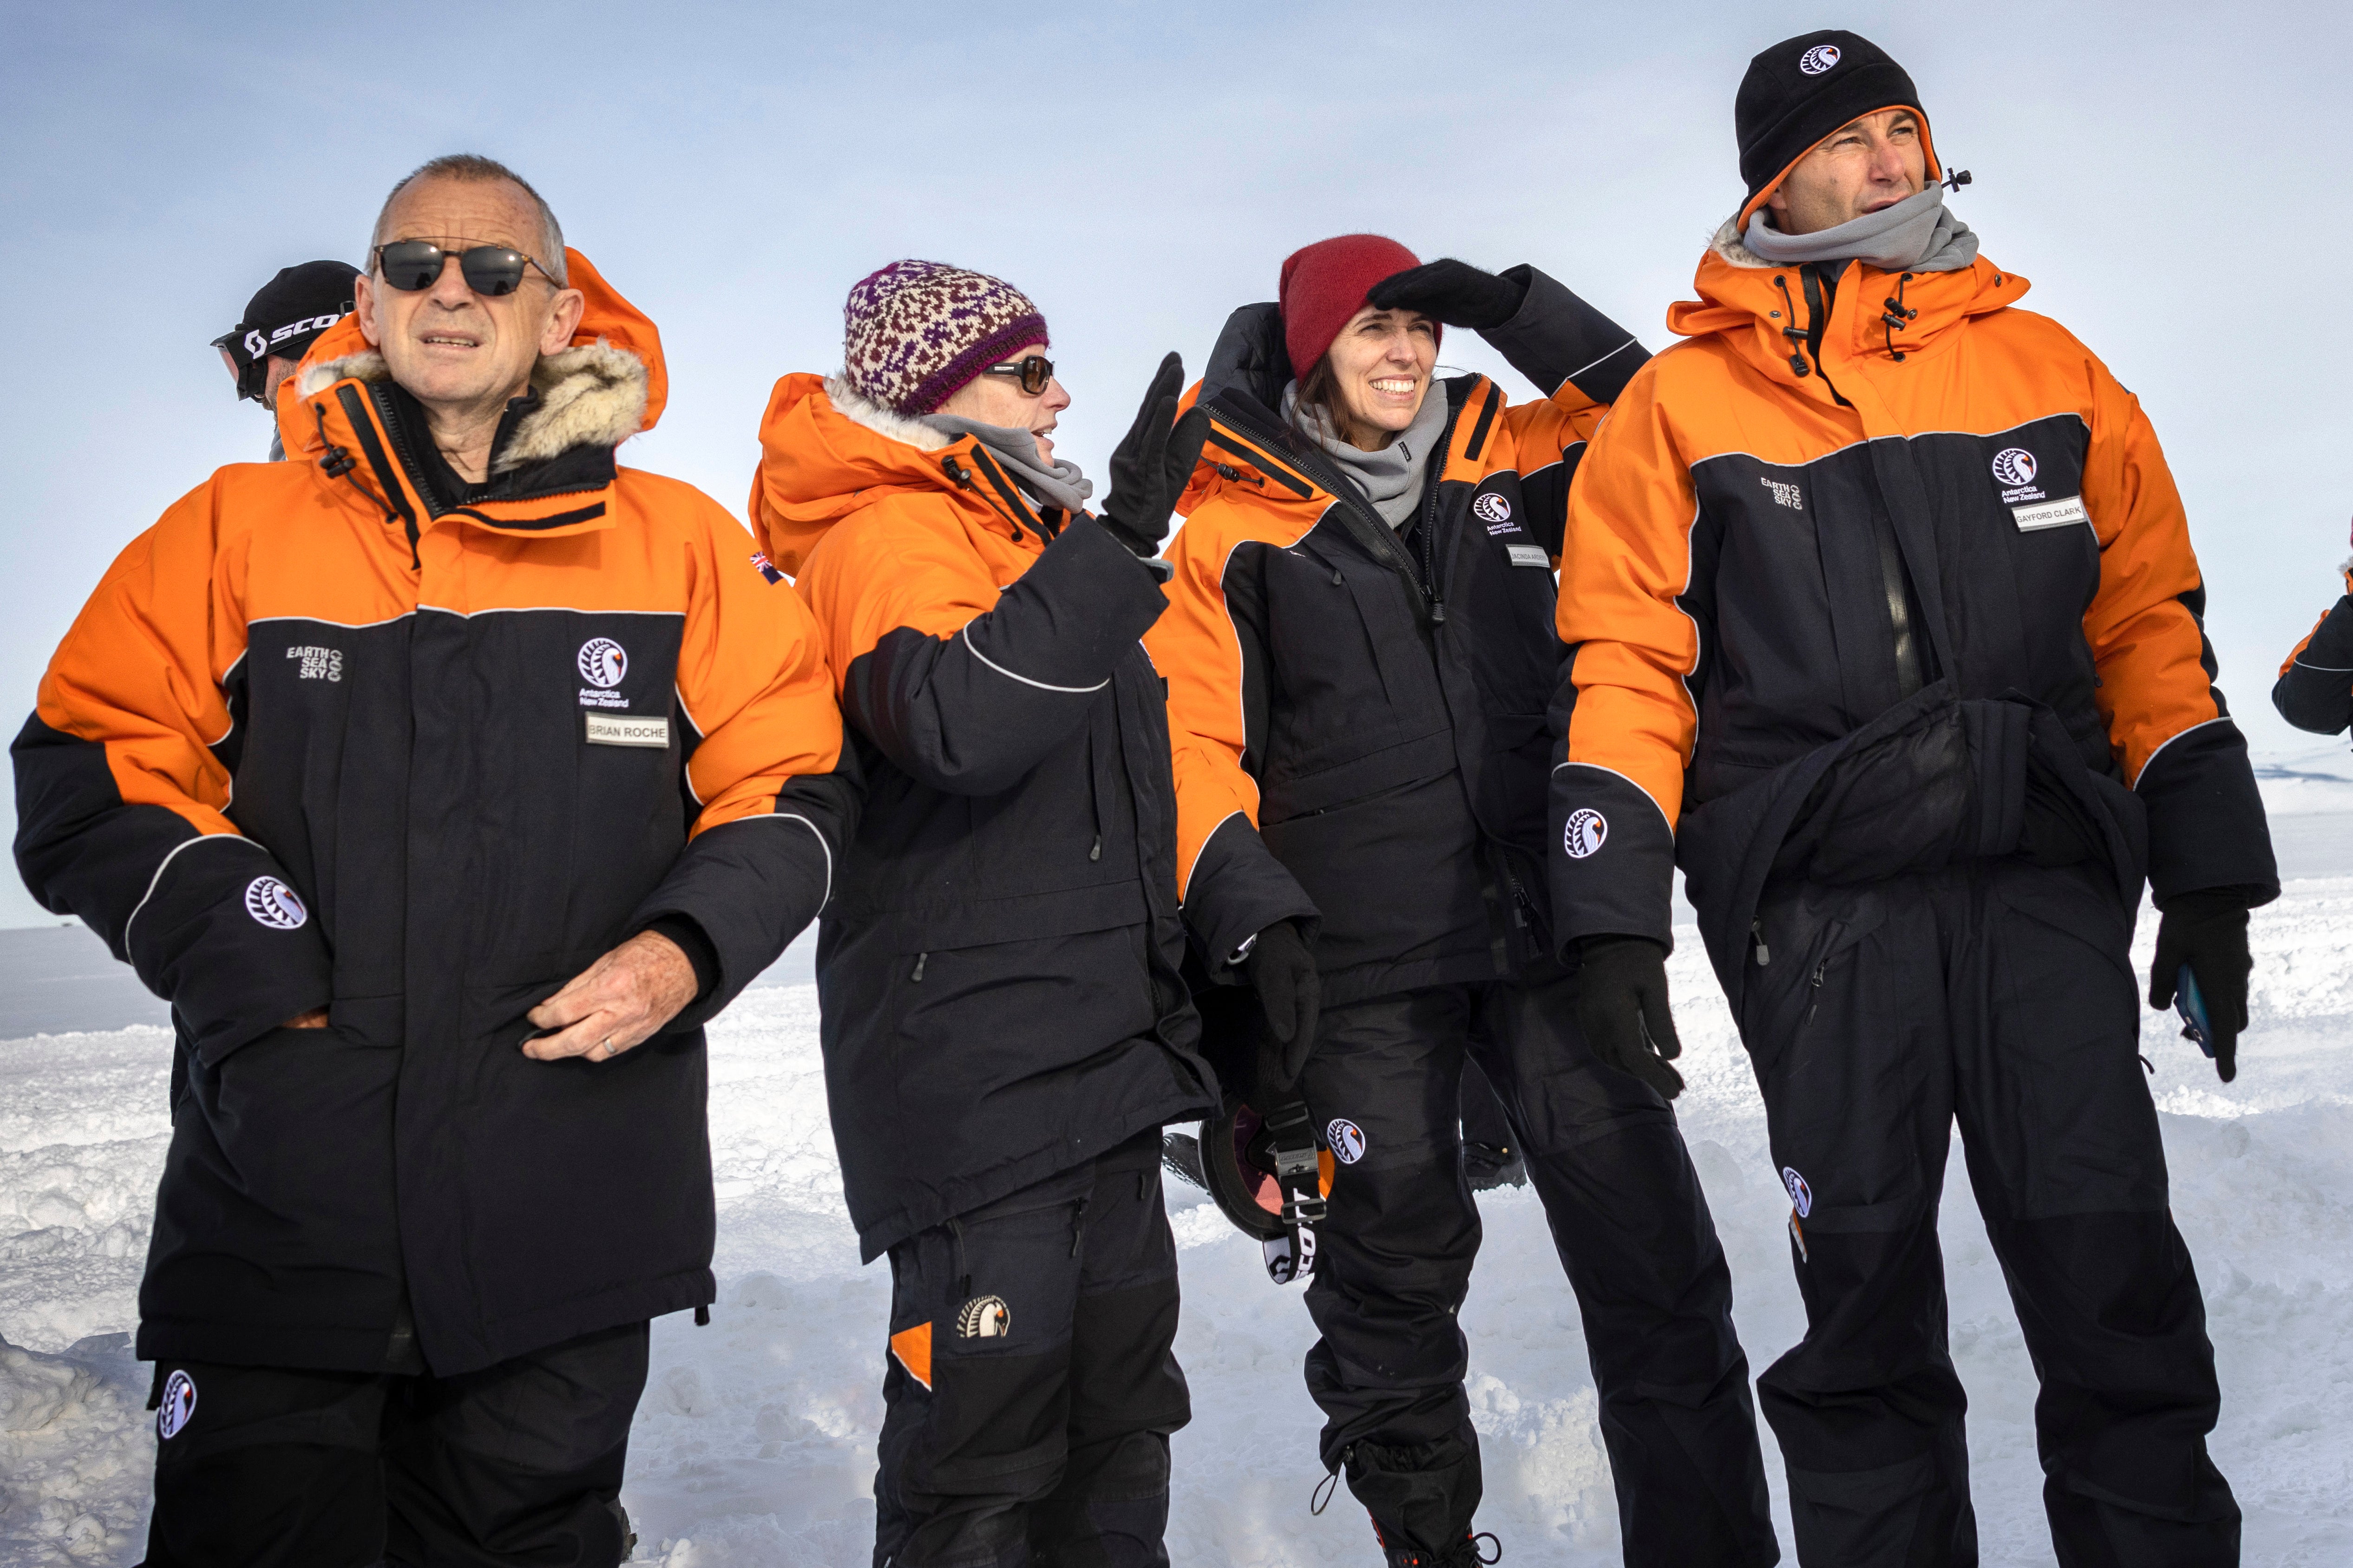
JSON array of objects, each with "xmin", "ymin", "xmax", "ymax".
[{"xmin": 4, "ymin": 774, "xmax": 2350, "ymax": 1565}]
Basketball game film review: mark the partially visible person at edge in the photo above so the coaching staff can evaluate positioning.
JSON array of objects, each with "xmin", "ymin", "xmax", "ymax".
[
  {"xmin": 2274, "ymin": 517, "xmax": 2353, "ymax": 735},
  {"xmin": 1147, "ymin": 234, "xmax": 1778, "ymax": 1568},
  {"xmin": 748, "ymin": 260, "xmax": 1217, "ymax": 1568},
  {"xmin": 15, "ymin": 154, "xmax": 855, "ymax": 1567},
  {"xmin": 213, "ymin": 259, "xmax": 360, "ymax": 458},
  {"xmin": 1551, "ymin": 30, "xmax": 2274, "ymax": 1567}
]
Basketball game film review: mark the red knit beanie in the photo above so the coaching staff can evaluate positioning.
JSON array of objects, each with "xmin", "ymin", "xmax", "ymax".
[{"xmin": 1278, "ymin": 234, "xmax": 1429, "ymax": 380}]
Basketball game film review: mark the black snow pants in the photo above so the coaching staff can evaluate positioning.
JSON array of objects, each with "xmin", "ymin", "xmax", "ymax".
[
  {"xmin": 138, "ymin": 1321, "xmax": 647, "ymax": 1567},
  {"xmin": 1298, "ymin": 958, "xmax": 1779, "ymax": 1564},
  {"xmin": 1742, "ymin": 860, "xmax": 2238, "ymax": 1567},
  {"xmin": 874, "ymin": 1129, "xmax": 1190, "ymax": 1568}
]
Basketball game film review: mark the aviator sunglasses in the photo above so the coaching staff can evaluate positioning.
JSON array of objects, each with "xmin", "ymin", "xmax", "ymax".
[
  {"xmin": 981, "ymin": 354, "xmax": 1055, "ymax": 395},
  {"xmin": 372, "ymin": 240, "xmax": 558, "ymax": 297}
]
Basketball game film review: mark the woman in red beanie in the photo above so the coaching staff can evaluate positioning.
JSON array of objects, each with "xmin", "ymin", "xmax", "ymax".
[{"xmin": 1145, "ymin": 242, "xmax": 1778, "ymax": 1566}]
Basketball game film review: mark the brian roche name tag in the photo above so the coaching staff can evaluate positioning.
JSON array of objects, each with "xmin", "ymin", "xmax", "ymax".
[
  {"xmin": 2012, "ymin": 495, "xmax": 2091, "ymax": 532},
  {"xmin": 1506, "ymin": 544, "xmax": 1553, "ymax": 568},
  {"xmin": 584, "ymin": 713, "xmax": 670, "ymax": 748}
]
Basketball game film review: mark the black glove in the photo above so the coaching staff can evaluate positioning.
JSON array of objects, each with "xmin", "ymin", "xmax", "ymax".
[
  {"xmin": 2149, "ymin": 889, "xmax": 2254, "ymax": 1083},
  {"xmin": 1365, "ymin": 258, "xmax": 1530, "ymax": 332},
  {"xmin": 1097, "ymin": 351, "xmax": 1212, "ymax": 559},
  {"xmin": 1573, "ymin": 935, "xmax": 1684, "ymax": 1098},
  {"xmin": 1245, "ymin": 920, "xmax": 1321, "ymax": 1102}
]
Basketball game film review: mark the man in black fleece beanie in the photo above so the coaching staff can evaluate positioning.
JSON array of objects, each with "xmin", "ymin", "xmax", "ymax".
[{"xmin": 1735, "ymin": 30, "xmax": 1938, "ymax": 218}]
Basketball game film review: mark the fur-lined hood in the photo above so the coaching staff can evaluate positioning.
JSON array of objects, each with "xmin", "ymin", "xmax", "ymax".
[
  {"xmin": 819, "ymin": 373, "xmax": 955, "ymax": 453},
  {"xmin": 1708, "ymin": 213, "xmax": 1777, "ymax": 271},
  {"xmin": 273, "ymin": 247, "xmax": 669, "ymax": 470},
  {"xmin": 747, "ymin": 372, "xmax": 1016, "ymax": 578},
  {"xmin": 295, "ymin": 343, "xmax": 649, "ymax": 474}
]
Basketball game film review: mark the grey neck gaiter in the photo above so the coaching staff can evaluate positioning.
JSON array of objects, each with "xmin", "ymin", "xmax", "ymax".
[
  {"xmin": 1281, "ymin": 377, "xmax": 1450, "ymax": 529},
  {"xmin": 1743, "ymin": 183, "xmax": 1979, "ymax": 274},
  {"xmin": 920, "ymin": 413, "xmax": 1095, "ymax": 515}
]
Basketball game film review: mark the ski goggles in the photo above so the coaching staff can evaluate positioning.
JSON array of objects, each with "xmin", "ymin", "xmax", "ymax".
[
  {"xmin": 371, "ymin": 240, "xmax": 557, "ymax": 298},
  {"xmin": 981, "ymin": 354, "xmax": 1055, "ymax": 395}
]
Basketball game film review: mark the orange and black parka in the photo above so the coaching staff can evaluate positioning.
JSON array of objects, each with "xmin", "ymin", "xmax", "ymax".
[
  {"xmin": 2274, "ymin": 561, "xmax": 2353, "ymax": 736},
  {"xmin": 12, "ymin": 253, "xmax": 855, "ymax": 1377},
  {"xmin": 750, "ymin": 373, "xmax": 1214, "ymax": 1263},
  {"xmin": 1147, "ymin": 273, "xmax": 1648, "ymax": 1006},
  {"xmin": 1552, "ymin": 220, "xmax": 2278, "ymax": 1002}
]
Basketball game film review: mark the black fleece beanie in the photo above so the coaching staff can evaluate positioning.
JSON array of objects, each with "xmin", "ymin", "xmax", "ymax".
[{"xmin": 1737, "ymin": 31, "xmax": 1933, "ymax": 219}]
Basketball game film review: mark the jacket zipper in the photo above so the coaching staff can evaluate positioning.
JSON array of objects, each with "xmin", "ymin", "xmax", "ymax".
[
  {"xmin": 1214, "ymin": 396, "xmax": 1450, "ymax": 626},
  {"xmin": 1800, "ymin": 920, "xmax": 1847, "ymax": 1028},
  {"xmin": 1783, "ymin": 275, "xmax": 1922, "ymax": 696},
  {"xmin": 1411, "ymin": 398, "xmax": 1464, "ymax": 627},
  {"xmin": 1875, "ymin": 505, "xmax": 1925, "ymax": 697}
]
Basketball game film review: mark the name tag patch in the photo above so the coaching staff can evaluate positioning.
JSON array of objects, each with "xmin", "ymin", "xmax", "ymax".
[
  {"xmin": 1506, "ymin": 544, "xmax": 1552, "ymax": 568},
  {"xmin": 2012, "ymin": 495, "xmax": 2090, "ymax": 532},
  {"xmin": 585, "ymin": 713, "xmax": 670, "ymax": 748}
]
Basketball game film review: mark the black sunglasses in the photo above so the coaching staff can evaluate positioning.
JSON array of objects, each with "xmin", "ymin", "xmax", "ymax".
[
  {"xmin": 981, "ymin": 354, "xmax": 1055, "ymax": 395},
  {"xmin": 372, "ymin": 240, "xmax": 557, "ymax": 298}
]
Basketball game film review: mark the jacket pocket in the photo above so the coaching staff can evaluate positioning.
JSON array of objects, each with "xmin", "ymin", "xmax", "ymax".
[{"xmin": 1738, "ymin": 892, "xmax": 1885, "ymax": 1081}]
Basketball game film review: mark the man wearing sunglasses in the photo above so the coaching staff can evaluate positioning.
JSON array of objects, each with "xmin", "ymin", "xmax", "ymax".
[
  {"xmin": 17, "ymin": 153, "xmax": 855, "ymax": 1567},
  {"xmin": 212, "ymin": 259, "xmax": 359, "ymax": 458}
]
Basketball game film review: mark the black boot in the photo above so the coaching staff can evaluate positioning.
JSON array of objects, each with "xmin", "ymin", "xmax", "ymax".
[
  {"xmin": 1372, "ymin": 1524, "xmax": 1501, "ymax": 1567},
  {"xmin": 1342, "ymin": 1433, "xmax": 1486, "ymax": 1567}
]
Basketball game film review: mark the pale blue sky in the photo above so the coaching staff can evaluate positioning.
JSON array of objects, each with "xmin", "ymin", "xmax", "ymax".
[{"xmin": 3, "ymin": 0, "xmax": 2346, "ymax": 925}]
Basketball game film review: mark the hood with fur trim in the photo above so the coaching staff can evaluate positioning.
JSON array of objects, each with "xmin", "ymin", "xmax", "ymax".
[
  {"xmin": 273, "ymin": 248, "xmax": 668, "ymax": 468},
  {"xmin": 747, "ymin": 372, "xmax": 1035, "ymax": 579}
]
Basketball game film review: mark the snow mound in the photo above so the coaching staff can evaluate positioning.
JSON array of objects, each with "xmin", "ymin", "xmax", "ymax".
[
  {"xmin": 0, "ymin": 1333, "xmax": 150, "ymax": 1565},
  {"xmin": 7, "ymin": 887, "xmax": 2353, "ymax": 1564}
]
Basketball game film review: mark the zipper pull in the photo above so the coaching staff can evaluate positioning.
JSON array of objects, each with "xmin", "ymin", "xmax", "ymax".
[
  {"xmin": 911, "ymin": 952, "xmax": 927, "ymax": 982},
  {"xmin": 1751, "ymin": 920, "xmax": 1770, "ymax": 967},
  {"xmin": 1089, "ymin": 834, "xmax": 1102, "ymax": 862},
  {"xmin": 1428, "ymin": 594, "xmax": 1447, "ymax": 626}
]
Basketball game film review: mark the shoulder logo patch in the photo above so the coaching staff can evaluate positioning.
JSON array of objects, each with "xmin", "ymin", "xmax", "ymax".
[
  {"xmin": 1990, "ymin": 448, "xmax": 2037, "ymax": 488},
  {"xmin": 1563, "ymin": 808, "xmax": 1608, "ymax": 860},
  {"xmin": 577, "ymin": 638, "xmax": 628, "ymax": 689},
  {"xmin": 243, "ymin": 876, "xmax": 308, "ymax": 931},
  {"xmin": 1472, "ymin": 492, "xmax": 1513, "ymax": 525},
  {"xmin": 1799, "ymin": 43, "xmax": 1841, "ymax": 74},
  {"xmin": 157, "ymin": 1369, "xmax": 197, "ymax": 1439},
  {"xmin": 1326, "ymin": 1118, "xmax": 1367, "ymax": 1164},
  {"xmin": 956, "ymin": 1295, "xmax": 1010, "ymax": 1339}
]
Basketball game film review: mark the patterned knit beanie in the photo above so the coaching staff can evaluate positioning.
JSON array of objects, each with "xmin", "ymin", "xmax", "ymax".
[{"xmin": 840, "ymin": 259, "xmax": 1050, "ymax": 417}]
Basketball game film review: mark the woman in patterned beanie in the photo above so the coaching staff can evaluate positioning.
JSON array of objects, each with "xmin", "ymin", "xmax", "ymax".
[{"xmin": 747, "ymin": 260, "xmax": 1215, "ymax": 1568}]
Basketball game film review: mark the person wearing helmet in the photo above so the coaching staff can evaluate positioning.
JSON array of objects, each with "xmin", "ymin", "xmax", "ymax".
[
  {"xmin": 213, "ymin": 259, "xmax": 360, "ymax": 457},
  {"xmin": 1147, "ymin": 236, "xmax": 1776, "ymax": 1567},
  {"xmin": 2274, "ymin": 521, "xmax": 2353, "ymax": 736}
]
